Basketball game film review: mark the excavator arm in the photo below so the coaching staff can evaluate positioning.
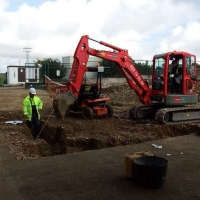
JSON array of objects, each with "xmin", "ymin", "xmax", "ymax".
[
  {"xmin": 52, "ymin": 35, "xmax": 152, "ymax": 118},
  {"xmin": 86, "ymin": 36, "xmax": 152, "ymax": 105}
]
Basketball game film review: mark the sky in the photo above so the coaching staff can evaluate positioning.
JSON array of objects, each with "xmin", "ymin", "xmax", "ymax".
[{"xmin": 0, "ymin": 0, "xmax": 200, "ymax": 72}]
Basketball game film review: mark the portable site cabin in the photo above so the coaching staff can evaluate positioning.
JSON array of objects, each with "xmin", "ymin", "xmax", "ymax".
[{"xmin": 7, "ymin": 66, "xmax": 40, "ymax": 85}]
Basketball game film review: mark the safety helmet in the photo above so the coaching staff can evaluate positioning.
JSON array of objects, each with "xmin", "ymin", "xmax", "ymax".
[{"xmin": 29, "ymin": 87, "xmax": 36, "ymax": 94}]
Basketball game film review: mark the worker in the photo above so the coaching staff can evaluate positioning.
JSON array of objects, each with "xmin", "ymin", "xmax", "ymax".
[
  {"xmin": 23, "ymin": 88, "xmax": 43, "ymax": 139},
  {"xmin": 169, "ymin": 60, "xmax": 182, "ymax": 93}
]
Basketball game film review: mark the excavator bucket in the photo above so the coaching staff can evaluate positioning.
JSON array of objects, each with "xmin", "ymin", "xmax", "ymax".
[{"xmin": 53, "ymin": 91, "xmax": 76, "ymax": 119}]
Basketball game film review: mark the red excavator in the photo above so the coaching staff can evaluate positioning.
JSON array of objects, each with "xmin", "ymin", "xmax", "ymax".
[{"xmin": 52, "ymin": 35, "xmax": 199, "ymax": 124}]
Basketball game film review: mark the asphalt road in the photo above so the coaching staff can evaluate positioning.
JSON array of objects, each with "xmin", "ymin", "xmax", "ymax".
[{"xmin": 0, "ymin": 134, "xmax": 200, "ymax": 200}]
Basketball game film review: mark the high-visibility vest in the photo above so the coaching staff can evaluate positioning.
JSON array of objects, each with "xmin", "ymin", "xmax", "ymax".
[{"xmin": 23, "ymin": 95, "xmax": 43, "ymax": 121}]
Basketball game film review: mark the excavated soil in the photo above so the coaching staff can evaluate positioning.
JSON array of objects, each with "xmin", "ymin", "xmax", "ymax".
[{"xmin": 1, "ymin": 85, "xmax": 200, "ymax": 161}]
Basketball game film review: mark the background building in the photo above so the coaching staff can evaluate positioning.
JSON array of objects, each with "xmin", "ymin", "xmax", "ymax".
[
  {"xmin": 62, "ymin": 56, "xmax": 102, "ymax": 79},
  {"xmin": 7, "ymin": 66, "xmax": 39, "ymax": 85}
]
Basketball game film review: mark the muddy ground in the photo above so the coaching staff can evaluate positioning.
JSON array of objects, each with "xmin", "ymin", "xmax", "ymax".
[{"xmin": 0, "ymin": 85, "xmax": 200, "ymax": 161}]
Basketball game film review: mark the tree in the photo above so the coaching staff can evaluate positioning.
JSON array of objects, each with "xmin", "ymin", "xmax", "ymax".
[
  {"xmin": 101, "ymin": 57, "xmax": 151, "ymax": 78},
  {"xmin": 4, "ymin": 72, "xmax": 7, "ymax": 84},
  {"xmin": 34, "ymin": 58, "xmax": 67, "ymax": 81},
  {"xmin": 101, "ymin": 59, "xmax": 123, "ymax": 78}
]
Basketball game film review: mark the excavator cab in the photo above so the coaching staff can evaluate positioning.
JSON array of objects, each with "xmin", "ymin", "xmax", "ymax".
[
  {"xmin": 148, "ymin": 51, "xmax": 199, "ymax": 123},
  {"xmin": 130, "ymin": 51, "xmax": 199, "ymax": 123},
  {"xmin": 151, "ymin": 51, "xmax": 198, "ymax": 107}
]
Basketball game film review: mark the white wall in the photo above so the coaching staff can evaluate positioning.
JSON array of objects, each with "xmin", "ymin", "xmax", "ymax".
[
  {"xmin": 26, "ymin": 67, "xmax": 35, "ymax": 79},
  {"xmin": 7, "ymin": 67, "xmax": 18, "ymax": 84},
  {"xmin": 62, "ymin": 56, "xmax": 102, "ymax": 79},
  {"xmin": 25, "ymin": 67, "xmax": 39, "ymax": 83}
]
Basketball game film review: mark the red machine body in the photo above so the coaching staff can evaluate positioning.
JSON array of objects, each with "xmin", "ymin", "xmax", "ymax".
[{"xmin": 52, "ymin": 35, "xmax": 199, "ymax": 123}]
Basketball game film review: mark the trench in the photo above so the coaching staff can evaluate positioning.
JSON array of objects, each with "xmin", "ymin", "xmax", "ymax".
[{"xmin": 37, "ymin": 120, "xmax": 200, "ymax": 157}]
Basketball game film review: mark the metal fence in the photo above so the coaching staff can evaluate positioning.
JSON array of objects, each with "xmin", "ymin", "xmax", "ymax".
[{"xmin": 41, "ymin": 60, "xmax": 200, "ymax": 82}]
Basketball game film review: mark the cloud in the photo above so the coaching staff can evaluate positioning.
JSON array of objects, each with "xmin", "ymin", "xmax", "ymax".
[
  {"xmin": 172, "ymin": 26, "xmax": 183, "ymax": 36},
  {"xmin": 0, "ymin": 0, "xmax": 200, "ymax": 72}
]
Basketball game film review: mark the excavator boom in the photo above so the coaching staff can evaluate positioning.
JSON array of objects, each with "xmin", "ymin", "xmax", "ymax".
[{"xmin": 68, "ymin": 35, "xmax": 151, "ymax": 104}]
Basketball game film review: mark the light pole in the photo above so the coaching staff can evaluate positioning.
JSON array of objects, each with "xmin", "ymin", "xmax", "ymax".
[{"xmin": 23, "ymin": 47, "xmax": 32, "ymax": 66}]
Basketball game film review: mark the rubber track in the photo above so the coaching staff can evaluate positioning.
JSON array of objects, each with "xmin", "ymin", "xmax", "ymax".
[{"xmin": 155, "ymin": 106, "xmax": 200, "ymax": 124}]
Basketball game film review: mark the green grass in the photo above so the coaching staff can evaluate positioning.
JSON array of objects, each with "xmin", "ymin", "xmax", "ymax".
[{"xmin": 0, "ymin": 73, "xmax": 6, "ymax": 85}]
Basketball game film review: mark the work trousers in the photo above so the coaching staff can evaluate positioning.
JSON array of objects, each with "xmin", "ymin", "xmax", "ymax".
[
  {"xmin": 28, "ymin": 113, "xmax": 40, "ymax": 138},
  {"xmin": 168, "ymin": 77, "xmax": 182, "ymax": 93}
]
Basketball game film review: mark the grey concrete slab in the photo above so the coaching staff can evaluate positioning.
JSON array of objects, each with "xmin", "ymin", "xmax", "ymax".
[{"xmin": 0, "ymin": 134, "xmax": 200, "ymax": 200}]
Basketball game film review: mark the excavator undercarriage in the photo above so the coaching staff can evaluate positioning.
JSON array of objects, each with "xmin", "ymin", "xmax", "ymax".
[{"xmin": 129, "ymin": 104, "xmax": 200, "ymax": 124}]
